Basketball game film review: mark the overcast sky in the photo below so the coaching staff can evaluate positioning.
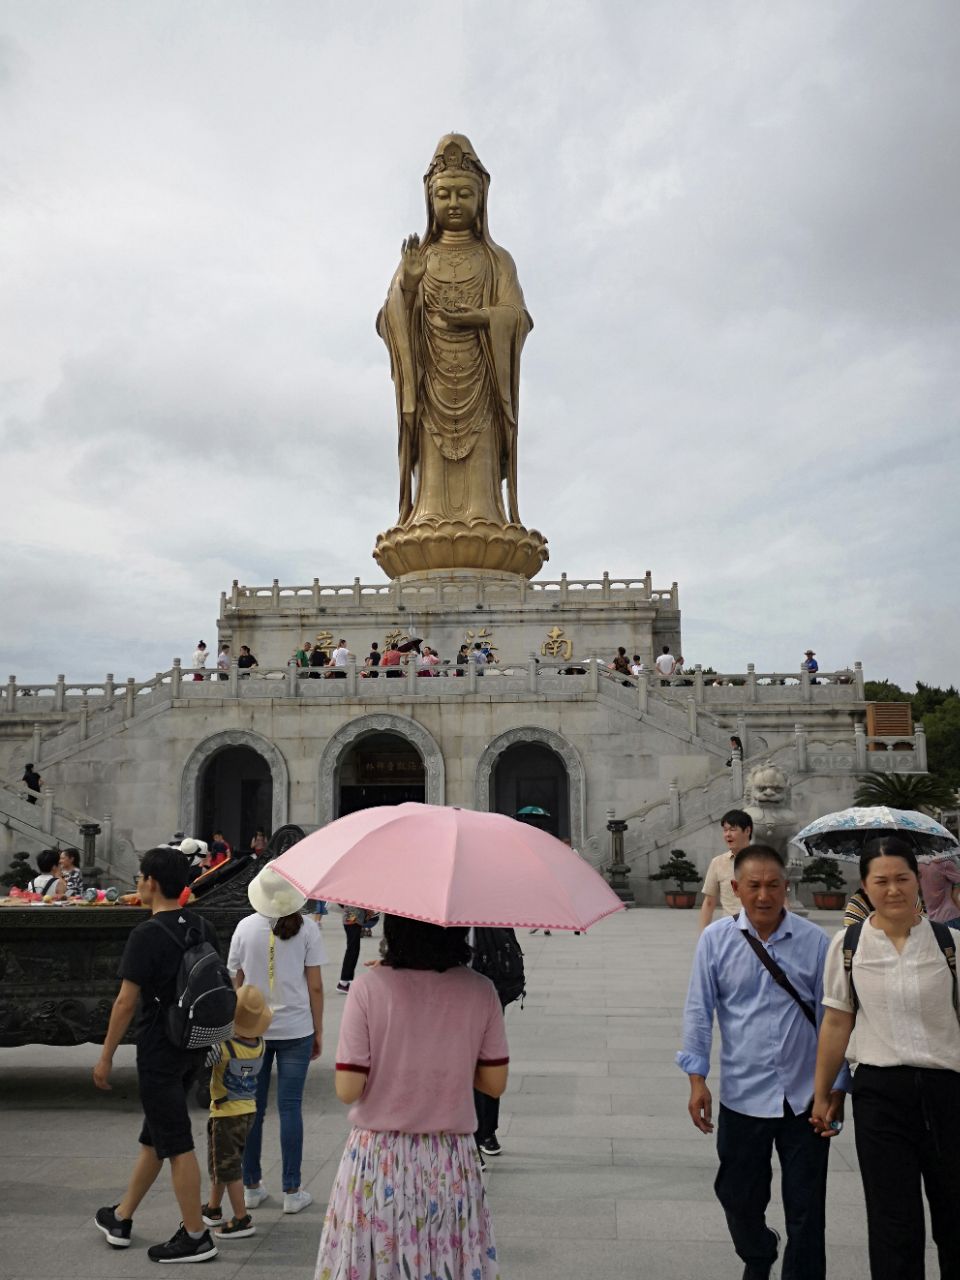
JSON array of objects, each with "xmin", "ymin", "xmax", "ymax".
[{"xmin": 2, "ymin": 2, "xmax": 958, "ymax": 689}]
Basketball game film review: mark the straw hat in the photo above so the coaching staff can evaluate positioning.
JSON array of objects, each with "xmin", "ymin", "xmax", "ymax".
[
  {"xmin": 233, "ymin": 985, "xmax": 273, "ymax": 1038},
  {"xmin": 248, "ymin": 864, "xmax": 307, "ymax": 918}
]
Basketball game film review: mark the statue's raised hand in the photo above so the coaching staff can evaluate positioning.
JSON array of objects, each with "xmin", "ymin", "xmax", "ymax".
[{"xmin": 400, "ymin": 234, "xmax": 426, "ymax": 293}]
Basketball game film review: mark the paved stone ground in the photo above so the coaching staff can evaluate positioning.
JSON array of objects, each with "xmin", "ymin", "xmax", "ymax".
[{"xmin": 0, "ymin": 909, "xmax": 931, "ymax": 1278}]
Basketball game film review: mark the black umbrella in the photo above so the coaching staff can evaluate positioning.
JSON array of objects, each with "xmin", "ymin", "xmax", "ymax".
[{"xmin": 396, "ymin": 637, "xmax": 423, "ymax": 653}]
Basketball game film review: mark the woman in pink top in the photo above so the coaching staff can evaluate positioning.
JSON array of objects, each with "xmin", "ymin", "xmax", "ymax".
[{"xmin": 315, "ymin": 915, "xmax": 509, "ymax": 1280}]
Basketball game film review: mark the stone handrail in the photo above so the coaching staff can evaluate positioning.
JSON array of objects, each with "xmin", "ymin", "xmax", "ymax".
[{"xmin": 220, "ymin": 571, "xmax": 681, "ymax": 615}]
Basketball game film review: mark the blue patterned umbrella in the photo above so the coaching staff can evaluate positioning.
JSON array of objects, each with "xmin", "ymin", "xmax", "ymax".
[{"xmin": 792, "ymin": 807, "xmax": 957, "ymax": 862}]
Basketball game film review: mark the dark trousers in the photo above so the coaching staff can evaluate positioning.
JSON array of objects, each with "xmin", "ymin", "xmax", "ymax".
[
  {"xmin": 474, "ymin": 1088, "xmax": 500, "ymax": 1143},
  {"xmin": 715, "ymin": 1102, "xmax": 828, "ymax": 1280},
  {"xmin": 852, "ymin": 1065, "xmax": 960, "ymax": 1280},
  {"xmin": 340, "ymin": 922, "xmax": 362, "ymax": 983}
]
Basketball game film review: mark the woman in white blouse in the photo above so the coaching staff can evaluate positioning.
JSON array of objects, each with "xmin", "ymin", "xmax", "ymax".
[{"xmin": 811, "ymin": 836, "xmax": 960, "ymax": 1280}]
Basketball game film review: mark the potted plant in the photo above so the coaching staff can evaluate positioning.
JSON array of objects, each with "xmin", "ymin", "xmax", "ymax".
[
  {"xmin": 649, "ymin": 849, "xmax": 701, "ymax": 909},
  {"xmin": 800, "ymin": 856, "xmax": 847, "ymax": 910}
]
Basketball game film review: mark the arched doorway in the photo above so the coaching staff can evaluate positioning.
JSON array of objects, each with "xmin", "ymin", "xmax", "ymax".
[
  {"xmin": 198, "ymin": 746, "xmax": 273, "ymax": 851},
  {"xmin": 492, "ymin": 742, "xmax": 570, "ymax": 840},
  {"xmin": 337, "ymin": 732, "xmax": 426, "ymax": 817},
  {"xmin": 316, "ymin": 714, "xmax": 445, "ymax": 826}
]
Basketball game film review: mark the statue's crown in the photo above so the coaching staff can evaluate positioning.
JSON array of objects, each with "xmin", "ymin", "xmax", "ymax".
[{"xmin": 427, "ymin": 138, "xmax": 484, "ymax": 181}]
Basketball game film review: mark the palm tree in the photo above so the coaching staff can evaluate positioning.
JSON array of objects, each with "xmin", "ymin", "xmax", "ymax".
[{"xmin": 854, "ymin": 772, "xmax": 957, "ymax": 813}]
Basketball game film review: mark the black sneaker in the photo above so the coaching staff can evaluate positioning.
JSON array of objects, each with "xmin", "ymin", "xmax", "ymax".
[
  {"xmin": 200, "ymin": 1205, "xmax": 222, "ymax": 1228},
  {"xmin": 147, "ymin": 1225, "xmax": 218, "ymax": 1264},
  {"xmin": 95, "ymin": 1204, "xmax": 132, "ymax": 1248},
  {"xmin": 479, "ymin": 1135, "xmax": 501, "ymax": 1157},
  {"xmin": 216, "ymin": 1215, "xmax": 256, "ymax": 1239}
]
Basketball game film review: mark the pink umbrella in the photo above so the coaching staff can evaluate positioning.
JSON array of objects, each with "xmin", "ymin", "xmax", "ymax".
[{"xmin": 270, "ymin": 803, "xmax": 625, "ymax": 932}]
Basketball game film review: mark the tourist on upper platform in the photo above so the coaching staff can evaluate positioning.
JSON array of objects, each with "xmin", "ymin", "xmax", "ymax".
[
  {"xmin": 191, "ymin": 640, "xmax": 208, "ymax": 681},
  {"xmin": 698, "ymin": 810, "xmax": 754, "ymax": 930},
  {"xmin": 329, "ymin": 638, "xmax": 351, "ymax": 679},
  {"xmin": 93, "ymin": 846, "xmax": 220, "ymax": 1262},
  {"xmin": 22, "ymin": 761, "xmax": 42, "ymax": 804},
  {"xmin": 629, "ymin": 654, "xmax": 646, "ymax": 677},
  {"xmin": 216, "ymin": 644, "xmax": 231, "ymax": 682},
  {"xmin": 679, "ymin": 844, "xmax": 847, "ymax": 1280},
  {"xmin": 610, "ymin": 647, "xmax": 631, "ymax": 685},
  {"xmin": 380, "ymin": 641, "xmax": 403, "ymax": 678},
  {"xmin": 309, "ymin": 644, "xmax": 328, "ymax": 677},
  {"xmin": 471, "ymin": 640, "xmax": 488, "ymax": 676},
  {"xmin": 295, "ymin": 641, "xmax": 313, "ymax": 669},
  {"xmin": 654, "ymin": 644, "xmax": 676, "ymax": 683},
  {"xmin": 236, "ymin": 645, "xmax": 258, "ymax": 676},
  {"xmin": 59, "ymin": 847, "xmax": 84, "ymax": 896},
  {"xmin": 363, "ymin": 641, "xmax": 381, "ymax": 678},
  {"xmin": 813, "ymin": 836, "xmax": 960, "ymax": 1279},
  {"xmin": 417, "ymin": 645, "xmax": 440, "ymax": 676},
  {"xmin": 28, "ymin": 847, "xmax": 66, "ymax": 898},
  {"xmin": 230, "ymin": 866, "xmax": 327, "ymax": 1217},
  {"xmin": 316, "ymin": 914, "xmax": 508, "ymax": 1280},
  {"xmin": 802, "ymin": 649, "xmax": 819, "ymax": 683}
]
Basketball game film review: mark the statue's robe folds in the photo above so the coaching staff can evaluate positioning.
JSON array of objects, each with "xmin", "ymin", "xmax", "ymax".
[{"xmin": 377, "ymin": 239, "xmax": 532, "ymax": 528}]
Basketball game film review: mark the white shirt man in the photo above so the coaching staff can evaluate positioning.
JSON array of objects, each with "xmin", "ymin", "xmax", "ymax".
[
  {"xmin": 654, "ymin": 646, "xmax": 676, "ymax": 680},
  {"xmin": 331, "ymin": 641, "xmax": 351, "ymax": 668}
]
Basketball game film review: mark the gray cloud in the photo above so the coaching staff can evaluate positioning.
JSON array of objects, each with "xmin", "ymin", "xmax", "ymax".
[{"xmin": 1, "ymin": 0, "xmax": 957, "ymax": 690}]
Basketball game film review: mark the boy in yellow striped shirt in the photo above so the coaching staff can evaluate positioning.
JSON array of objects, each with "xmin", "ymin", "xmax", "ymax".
[{"xmin": 201, "ymin": 985, "xmax": 272, "ymax": 1239}]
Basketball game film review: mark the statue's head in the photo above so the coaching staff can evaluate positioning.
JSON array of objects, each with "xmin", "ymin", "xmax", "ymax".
[
  {"xmin": 423, "ymin": 134, "xmax": 490, "ymax": 240},
  {"xmin": 745, "ymin": 762, "xmax": 791, "ymax": 807}
]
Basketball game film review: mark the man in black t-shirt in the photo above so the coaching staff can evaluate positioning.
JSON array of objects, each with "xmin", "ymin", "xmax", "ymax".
[
  {"xmin": 92, "ymin": 847, "xmax": 220, "ymax": 1263},
  {"xmin": 22, "ymin": 762, "xmax": 42, "ymax": 804}
]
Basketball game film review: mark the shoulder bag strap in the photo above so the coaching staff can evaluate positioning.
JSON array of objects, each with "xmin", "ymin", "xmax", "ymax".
[
  {"xmin": 928, "ymin": 920, "xmax": 960, "ymax": 1023},
  {"xmin": 842, "ymin": 920, "xmax": 865, "ymax": 1015},
  {"xmin": 740, "ymin": 929, "xmax": 817, "ymax": 1026}
]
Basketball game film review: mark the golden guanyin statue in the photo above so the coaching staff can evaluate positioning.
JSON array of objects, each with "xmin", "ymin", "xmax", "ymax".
[{"xmin": 373, "ymin": 134, "xmax": 548, "ymax": 579}]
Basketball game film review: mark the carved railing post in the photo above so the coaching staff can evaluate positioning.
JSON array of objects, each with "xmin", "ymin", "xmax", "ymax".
[
  {"xmin": 124, "ymin": 678, "xmax": 136, "ymax": 719},
  {"xmin": 54, "ymin": 674, "xmax": 66, "ymax": 712},
  {"xmin": 104, "ymin": 672, "xmax": 115, "ymax": 705},
  {"xmin": 560, "ymin": 572, "xmax": 569, "ymax": 602},
  {"xmin": 231, "ymin": 579, "xmax": 240, "ymax": 606},
  {"xmin": 854, "ymin": 660, "xmax": 865, "ymax": 699},
  {"xmin": 40, "ymin": 786, "xmax": 54, "ymax": 833},
  {"xmin": 644, "ymin": 569, "xmax": 652, "ymax": 597},
  {"xmin": 602, "ymin": 571, "xmax": 611, "ymax": 600},
  {"xmin": 589, "ymin": 655, "xmax": 600, "ymax": 694},
  {"xmin": 6, "ymin": 675, "xmax": 16, "ymax": 712},
  {"xmin": 736, "ymin": 713, "xmax": 748, "ymax": 759},
  {"xmin": 467, "ymin": 658, "xmax": 478, "ymax": 694},
  {"xmin": 915, "ymin": 724, "xmax": 927, "ymax": 772},
  {"xmin": 528, "ymin": 653, "xmax": 539, "ymax": 693},
  {"xmin": 286, "ymin": 660, "xmax": 298, "ymax": 698},
  {"xmin": 686, "ymin": 696, "xmax": 698, "ymax": 737},
  {"xmin": 171, "ymin": 659, "xmax": 182, "ymax": 698},
  {"xmin": 219, "ymin": 591, "xmax": 227, "ymax": 620},
  {"xmin": 226, "ymin": 659, "xmax": 238, "ymax": 698},
  {"xmin": 746, "ymin": 664, "xmax": 757, "ymax": 704},
  {"xmin": 637, "ymin": 673, "xmax": 648, "ymax": 714},
  {"xmin": 693, "ymin": 665, "xmax": 704, "ymax": 704},
  {"xmin": 346, "ymin": 657, "xmax": 358, "ymax": 695},
  {"xmin": 669, "ymin": 781, "xmax": 680, "ymax": 830},
  {"xmin": 731, "ymin": 751, "xmax": 743, "ymax": 797},
  {"xmin": 101, "ymin": 813, "xmax": 114, "ymax": 860},
  {"xmin": 800, "ymin": 668, "xmax": 811, "ymax": 702},
  {"xmin": 78, "ymin": 698, "xmax": 89, "ymax": 741},
  {"xmin": 31, "ymin": 722, "xmax": 42, "ymax": 765},
  {"xmin": 271, "ymin": 578, "xmax": 280, "ymax": 607},
  {"xmin": 312, "ymin": 578, "xmax": 321, "ymax": 608},
  {"xmin": 795, "ymin": 722, "xmax": 808, "ymax": 772},
  {"xmin": 854, "ymin": 721, "xmax": 868, "ymax": 770}
]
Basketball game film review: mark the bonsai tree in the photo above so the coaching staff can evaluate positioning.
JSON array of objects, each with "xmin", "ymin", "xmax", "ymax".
[
  {"xmin": 1, "ymin": 852, "xmax": 34, "ymax": 892},
  {"xmin": 854, "ymin": 771, "xmax": 956, "ymax": 814},
  {"xmin": 650, "ymin": 849, "xmax": 701, "ymax": 893},
  {"xmin": 800, "ymin": 857, "xmax": 846, "ymax": 893}
]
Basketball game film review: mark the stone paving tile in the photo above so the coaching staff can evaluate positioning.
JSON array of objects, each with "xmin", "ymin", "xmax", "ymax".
[{"xmin": 0, "ymin": 907, "xmax": 877, "ymax": 1279}]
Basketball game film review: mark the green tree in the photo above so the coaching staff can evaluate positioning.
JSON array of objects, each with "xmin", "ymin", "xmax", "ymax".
[
  {"xmin": 864, "ymin": 679, "xmax": 906, "ymax": 703},
  {"xmin": 923, "ymin": 697, "xmax": 960, "ymax": 791},
  {"xmin": 853, "ymin": 772, "xmax": 957, "ymax": 812}
]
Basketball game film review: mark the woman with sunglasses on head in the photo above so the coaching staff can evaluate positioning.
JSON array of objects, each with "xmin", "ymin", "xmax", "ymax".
[{"xmin": 811, "ymin": 835, "xmax": 960, "ymax": 1279}]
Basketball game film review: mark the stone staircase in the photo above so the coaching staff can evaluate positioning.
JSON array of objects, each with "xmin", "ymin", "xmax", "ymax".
[{"xmin": 0, "ymin": 780, "xmax": 135, "ymax": 876}]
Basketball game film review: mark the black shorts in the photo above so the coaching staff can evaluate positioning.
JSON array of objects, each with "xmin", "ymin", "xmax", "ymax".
[{"xmin": 136, "ymin": 1042, "xmax": 201, "ymax": 1160}]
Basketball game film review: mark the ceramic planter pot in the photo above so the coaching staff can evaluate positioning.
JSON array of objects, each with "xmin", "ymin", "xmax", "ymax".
[{"xmin": 665, "ymin": 891, "xmax": 697, "ymax": 909}]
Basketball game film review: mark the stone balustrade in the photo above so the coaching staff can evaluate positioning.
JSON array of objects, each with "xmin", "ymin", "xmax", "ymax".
[{"xmin": 219, "ymin": 571, "xmax": 680, "ymax": 616}]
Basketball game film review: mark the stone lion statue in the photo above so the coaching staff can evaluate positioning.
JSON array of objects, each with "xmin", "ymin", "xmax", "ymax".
[{"xmin": 744, "ymin": 762, "xmax": 797, "ymax": 855}]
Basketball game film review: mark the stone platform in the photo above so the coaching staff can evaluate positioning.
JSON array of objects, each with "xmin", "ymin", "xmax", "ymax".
[{"xmin": 0, "ymin": 908, "xmax": 918, "ymax": 1280}]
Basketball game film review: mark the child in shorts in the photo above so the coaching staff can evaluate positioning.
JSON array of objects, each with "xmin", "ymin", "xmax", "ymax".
[{"xmin": 202, "ymin": 985, "xmax": 272, "ymax": 1239}]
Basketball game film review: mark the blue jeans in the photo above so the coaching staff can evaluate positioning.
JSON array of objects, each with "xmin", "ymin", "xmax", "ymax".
[{"xmin": 242, "ymin": 1034, "xmax": 313, "ymax": 1193}]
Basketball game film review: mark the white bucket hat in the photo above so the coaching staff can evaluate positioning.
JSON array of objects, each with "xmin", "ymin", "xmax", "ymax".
[{"xmin": 248, "ymin": 865, "xmax": 307, "ymax": 918}]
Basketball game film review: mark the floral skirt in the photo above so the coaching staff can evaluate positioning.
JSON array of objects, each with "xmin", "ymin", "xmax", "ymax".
[{"xmin": 315, "ymin": 1128, "xmax": 500, "ymax": 1280}]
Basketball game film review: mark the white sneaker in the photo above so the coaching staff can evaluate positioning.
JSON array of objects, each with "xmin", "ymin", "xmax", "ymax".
[
  {"xmin": 244, "ymin": 1185, "xmax": 269, "ymax": 1210},
  {"xmin": 283, "ymin": 1190, "xmax": 313, "ymax": 1215}
]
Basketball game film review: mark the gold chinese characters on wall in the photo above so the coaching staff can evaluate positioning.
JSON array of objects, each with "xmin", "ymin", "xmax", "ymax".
[{"xmin": 541, "ymin": 627, "xmax": 573, "ymax": 660}]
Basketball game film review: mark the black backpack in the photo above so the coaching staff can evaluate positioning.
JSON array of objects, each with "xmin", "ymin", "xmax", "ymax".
[
  {"xmin": 843, "ymin": 919, "xmax": 959, "ymax": 1021},
  {"xmin": 152, "ymin": 914, "xmax": 237, "ymax": 1050},
  {"xmin": 472, "ymin": 928, "xmax": 526, "ymax": 1008}
]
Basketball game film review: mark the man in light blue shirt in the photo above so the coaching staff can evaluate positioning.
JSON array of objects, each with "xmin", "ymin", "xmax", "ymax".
[{"xmin": 677, "ymin": 844, "xmax": 847, "ymax": 1280}]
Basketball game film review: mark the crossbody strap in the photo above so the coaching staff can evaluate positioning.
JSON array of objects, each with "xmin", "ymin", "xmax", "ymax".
[{"xmin": 740, "ymin": 929, "xmax": 817, "ymax": 1026}]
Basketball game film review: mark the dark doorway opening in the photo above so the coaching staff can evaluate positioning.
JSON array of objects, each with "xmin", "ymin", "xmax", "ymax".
[
  {"xmin": 492, "ymin": 741, "xmax": 570, "ymax": 840},
  {"xmin": 338, "ymin": 732, "xmax": 426, "ymax": 818},
  {"xmin": 199, "ymin": 746, "xmax": 273, "ymax": 850}
]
